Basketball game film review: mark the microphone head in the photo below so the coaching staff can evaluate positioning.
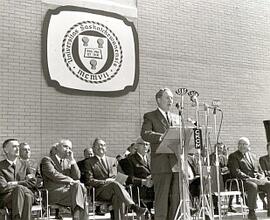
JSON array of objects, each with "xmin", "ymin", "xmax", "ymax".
[
  {"xmin": 175, "ymin": 102, "xmax": 180, "ymax": 109},
  {"xmin": 187, "ymin": 90, "xmax": 199, "ymax": 102},
  {"xmin": 175, "ymin": 88, "xmax": 188, "ymax": 96}
]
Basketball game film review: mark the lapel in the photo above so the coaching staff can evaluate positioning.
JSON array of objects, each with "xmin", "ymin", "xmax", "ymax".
[
  {"xmin": 155, "ymin": 109, "xmax": 170, "ymax": 128},
  {"xmin": 239, "ymin": 151, "xmax": 254, "ymax": 169},
  {"xmin": 51, "ymin": 155, "xmax": 62, "ymax": 171},
  {"xmin": 5, "ymin": 159, "xmax": 16, "ymax": 180},
  {"xmin": 95, "ymin": 156, "xmax": 109, "ymax": 175},
  {"xmin": 247, "ymin": 152, "xmax": 255, "ymax": 168},
  {"xmin": 135, "ymin": 153, "xmax": 150, "ymax": 170}
]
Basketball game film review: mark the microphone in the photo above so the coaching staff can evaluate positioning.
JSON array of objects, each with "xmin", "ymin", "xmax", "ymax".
[
  {"xmin": 204, "ymin": 103, "xmax": 221, "ymax": 112},
  {"xmin": 175, "ymin": 102, "xmax": 180, "ymax": 109},
  {"xmin": 212, "ymin": 98, "xmax": 221, "ymax": 114},
  {"xmin": 175, "ymin": 88, "xmax": 188, "ymax": 96}
]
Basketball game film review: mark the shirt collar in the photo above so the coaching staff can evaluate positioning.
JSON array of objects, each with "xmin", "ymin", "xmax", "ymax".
[
  {"xmin": 7, "ymin": 158, "xmax": 17, "ymax": 165},
  {"xmin": 137, "ymin": 152, "xmax": 145, "ymax": 161},
  {"xmin": 158, "ymin": 107, "xmax": 169, "ymax": 120},
  {"xmin": 55, "ymin": 154, "xmax": 62, "ymax": 164},
  {"xmin": 96, "ymin": 155, "xmax": 106, "ymax": 161}
]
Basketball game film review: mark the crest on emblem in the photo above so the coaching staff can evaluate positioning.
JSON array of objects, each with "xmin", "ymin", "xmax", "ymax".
[
  {"xmin": 43, "ymin": 6, "xmax": 139, "ymax": 94},
  {"xmin": 78, "ymin": 35, "xmax": 108, "ymax": 74}
]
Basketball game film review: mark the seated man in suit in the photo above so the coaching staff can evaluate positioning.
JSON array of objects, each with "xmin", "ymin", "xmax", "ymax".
[
  {"xmin": 84, "ymin": 137, "xmax": 147, "ymax": 220},
  {"xmin": 259, "ymin": 142, "xmax": 270, "ymax": 209},
  {"xmin": 228, "ymin": 137, "xmax": 270, "ymax": 220},
  {"xmin": 77, "ymin": 147, "xmax": 94, "ymax": 183},
  {"xmin": 40, "ymin": 139, "xmax": 88, "ymax": 220},
  {"xmin": 124, "ymin": 137, "xmax": 154, "ymax": 216},
  {"xmin": 19, "ymin": 142, "xmax": 42, "ymax": 188},
  {"xmin": 0, "ymin": 139, "xmax": 37, "ymax": 220}
]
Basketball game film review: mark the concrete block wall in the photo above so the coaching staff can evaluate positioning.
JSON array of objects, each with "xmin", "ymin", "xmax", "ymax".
[{"xmin": 0, "ymin": 0, "xmax": 270, "ymax": 162}]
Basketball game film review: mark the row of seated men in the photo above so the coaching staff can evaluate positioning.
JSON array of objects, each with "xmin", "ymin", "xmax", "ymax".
[
  {"xmin": 1, "ymin": 136, "xmax": 270, "ymax": 220},
  {"xmin": 0, "ymin": 138, "xmax": 148, "ymax": 220},
  {"xmin": 187, "ymin": 137, "xmax": 270, "ymax": 220}
]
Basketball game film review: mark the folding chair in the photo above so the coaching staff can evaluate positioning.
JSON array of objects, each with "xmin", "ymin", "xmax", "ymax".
[{"xmin": 214, "ymin": 178, "xmax": 247, "ymax": 218}]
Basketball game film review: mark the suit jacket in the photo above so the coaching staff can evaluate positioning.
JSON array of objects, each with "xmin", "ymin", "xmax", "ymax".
[
  {"xmin": 0, "ymin": 159, "xmax": 37, "ymax": 199},
  {"xmin": 259, "ymin": 155, "xmax": 270, "ymax": 177},
  {"xmin": 124, "ymin": 153, "xmax": 151, "ymax": 186},
  {"xmin": 228, "ymin": 150, "xmax": 261, "ymax": 180},
  {"xmin": 77, "ymin": 158, "xmax": 88, "ymax": 183},
  {"xmin": 84, "ymin": 155, "xmax": 118, "ymax": 188},
  {"xmin": 40, "ymin": 155, "xmax": 80, "ymax": 192},
  {"xmin": 141, "ymin": 109, "xmax": 179, "ymax": 174}
]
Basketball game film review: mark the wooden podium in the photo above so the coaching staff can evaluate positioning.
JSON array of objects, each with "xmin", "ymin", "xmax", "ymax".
[{"xmin": 155, "ymin": 126, "xmax": 194, "ymax": 220}]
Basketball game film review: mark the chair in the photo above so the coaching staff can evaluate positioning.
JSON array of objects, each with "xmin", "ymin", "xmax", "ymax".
[
  {"xmin": 213, "ymin": 178, "xmax": 247, "ymax": 218},
  {"xmin": 0, "ymin": 189, "xmax": 46, "ymax": 220},
  {"xmin": 88, "ymin": 187, "xmax": 112, "ymax": 220},
  {"xmin": 88, "ymin": 186, "xmax": 137, "ymax": 220}
]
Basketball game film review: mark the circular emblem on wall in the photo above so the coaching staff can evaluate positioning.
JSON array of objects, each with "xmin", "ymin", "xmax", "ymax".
[{"xmin": 62, "ymin": 21, "xmax": 123, "ymax": 84}]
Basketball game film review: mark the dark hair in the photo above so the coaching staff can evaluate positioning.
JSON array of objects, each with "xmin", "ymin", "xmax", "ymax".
[
  {"xmin": 155, "ymin": 88, "xmax": 171, "ymax": 101},
  {"xmin": 19, "ymin": 142, "xmax": 29, "ymax": 149},
  {"xmin": 84, "ymin": 147, "xmax": 92, "ymax": 154},
  {"xmin": 2, "ymin": 139, "xmax": 18, "ymax": 149}
]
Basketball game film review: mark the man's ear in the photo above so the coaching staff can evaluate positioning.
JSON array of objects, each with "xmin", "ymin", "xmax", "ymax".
[{"xmin": 3, "ymin": 148, "xmax": 8, "ymax": 155}]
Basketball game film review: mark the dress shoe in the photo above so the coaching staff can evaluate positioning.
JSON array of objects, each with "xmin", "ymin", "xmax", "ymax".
[
  {"xmin": 247, "ymin": 210, "xmax": 257, "ymax": 220},
  {"xmin": 131, "ymin": 204, "xmax": 147, "ymax": 218},
  {"xmin": 110, "ymin": 210, "xmax": 115, "ymax": 220},
  {"xmin": 95, "ymin": 206, "xmax": 106, "ymax": 215},
  {"xmin": 228, "ymin": 206, "xmax": 237, "ymax": 213},
  {"xmin": 55, "ymin": 208, "xmax": 63, "ymax": 220}
]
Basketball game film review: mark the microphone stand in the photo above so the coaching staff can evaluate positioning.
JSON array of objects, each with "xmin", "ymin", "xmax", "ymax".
[
  {"xmin": 213, "ymin": 107, "xmax": 222, "ymax": 220},
  {"xmin": 188, "ymin": 92, "xmax": 213, "ymax": 220},
  {"xmin": 174, "ymin": 88, "xmax": 190, "ymax": 220},
  {"xmin": 203, "ymin": 105, "xmax": 214, "ymax": 219}
]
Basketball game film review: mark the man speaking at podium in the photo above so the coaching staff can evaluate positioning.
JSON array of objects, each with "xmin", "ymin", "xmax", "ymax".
[{"xmin": 141, "ymin": 88, "xmax": 180, "ymax": 220}]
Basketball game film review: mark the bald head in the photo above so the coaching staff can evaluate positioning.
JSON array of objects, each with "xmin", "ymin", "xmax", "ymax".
[{"xmin": 238, "ymin": 137, "xmax": 250, "ymax": 154}]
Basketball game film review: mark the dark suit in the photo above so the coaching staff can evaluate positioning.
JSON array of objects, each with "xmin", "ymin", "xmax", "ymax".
[
  {"xmin": 77, "ymin": 158, "xmax": 88, "ymax": 183},
  {"xmin": 40, "ymin": 155, "xmax": 87, "ymax": 216},
  {"xmin": 124, "ymin": 153, "xmax": 154, "ymax": 209},
  {"xmin": 228, "ymin": 150, "xmax": 270, "ymax": 210},
  {"xmin": 141, "ymin": 109, "xmax": 180, "ymax": 220},
  {"xmin": 259, "ymin": 155, "xmax": 270, "ymax": 178},
  {"xmin": 84, "ymin": 155, "xmax": 134, "ymax": 220},
  {"xmin": 0, "ymin": 159, "xmax": 36, "ymax": 220}
]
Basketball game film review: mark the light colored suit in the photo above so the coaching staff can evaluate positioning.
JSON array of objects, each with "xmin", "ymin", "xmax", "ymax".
[
  {"xmin": 40, "ymin": 155, "xmax": 87, "ymax": 214},
  {"xmin": 84, "ymin": 155, "xmax": 134, "ymax": 220},
  {"xmin": 141, "ymin": 109, "xmax": 180, "ymax": 220}
]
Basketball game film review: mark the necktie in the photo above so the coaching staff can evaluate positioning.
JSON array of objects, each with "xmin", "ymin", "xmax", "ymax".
[
  {"xmin": 101, "ymin": 158, "xmax": 108, "ymax": 171},
  {"xmin": 165, "ymin": 112, "xmax": 170, "ymax": 125},
  {"xmin": 11, "ymin": 163, "xmax": 16, "ymax": 179},
  {"xmin": 60, "ymin": 159, "xmax": 63, "ymax": 169},
  {"xmin": 245, "ymin": 153, "xmax": 252, "ymax": 165}
]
